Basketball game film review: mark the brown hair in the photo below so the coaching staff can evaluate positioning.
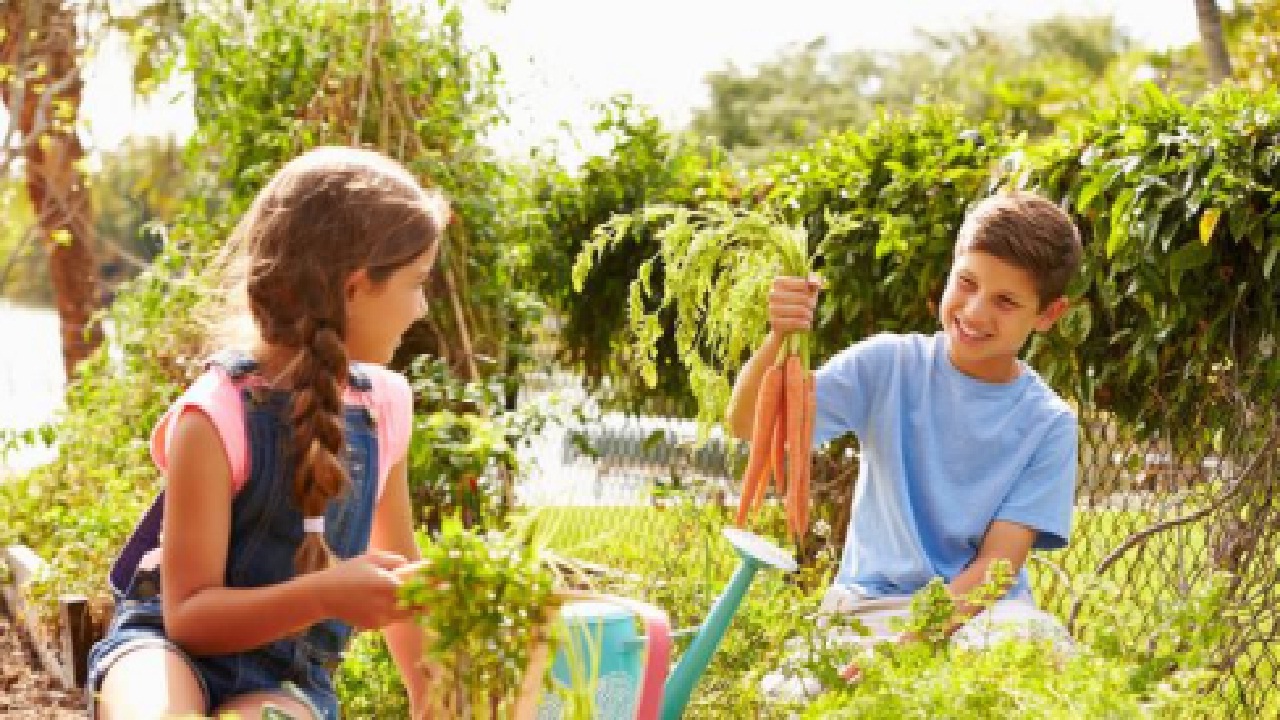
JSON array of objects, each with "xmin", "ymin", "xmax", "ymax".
[
  {"xmin": 225, "ymin": 146, "xmax": 447, "ymax": 576},
  {"xmin": 956, "ymin": 190, "xmax": 1082, "ymax": 308}
]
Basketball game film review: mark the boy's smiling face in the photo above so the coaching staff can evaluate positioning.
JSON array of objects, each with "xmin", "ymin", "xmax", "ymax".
[{"xmin": 938, "ymin": 248, "xmax": 1067, "ymax": 383}]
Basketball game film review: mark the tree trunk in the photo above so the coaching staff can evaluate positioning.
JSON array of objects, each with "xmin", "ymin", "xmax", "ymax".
[
  {"xmin": 1, "ymin": 1, "xmax": 102, "ymax": 378},
  {"xmin": 1195, "ymin": 0, "xmax": 1234, "ymax": 84}
]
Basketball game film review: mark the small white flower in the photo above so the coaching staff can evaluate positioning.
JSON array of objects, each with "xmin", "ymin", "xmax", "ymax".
[
  {"xmin": 814, "ymin": 519, "xmax": 831, "ymax": 538},
  {"xmin": 1260, "ymin": 334, "xmax": 1275, "ymax": 358}
]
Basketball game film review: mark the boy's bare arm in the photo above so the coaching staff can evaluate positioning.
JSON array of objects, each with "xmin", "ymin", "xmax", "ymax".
[
  {"xmin": 726, "ymin": 331, "xmax": 786, "ymax": 440},
  {"xmin": 946, "ymin": 520, "xmax": 1037, "ymax": 626}
]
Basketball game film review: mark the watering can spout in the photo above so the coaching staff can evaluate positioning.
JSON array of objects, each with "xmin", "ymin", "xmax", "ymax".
[{"xmin": 658, "ymin": 529, "xmax": 797, "ymax": 720}]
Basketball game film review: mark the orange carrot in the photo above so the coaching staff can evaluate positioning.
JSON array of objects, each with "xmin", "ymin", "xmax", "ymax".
[
  {"xmin": 783, "ymin": 354, "xmax": 807, "ymax": 540},
  {"xmin": 752, "ymin": 411, "xmax": 775, "ymax": 510},
  {"xmin": 755, "ymin": 376, "xmax": 786, "ymax": 510},
  {"xmin": 770, "ymin": 387, "xmax": 788, "ymax": 498},
  {"xmin": 737, "ymin": 364, "xmax": 783, "ymax": 526},
  {"xmin": 796, "ymin": 370, "xmax": 817, "ymax": 535}
]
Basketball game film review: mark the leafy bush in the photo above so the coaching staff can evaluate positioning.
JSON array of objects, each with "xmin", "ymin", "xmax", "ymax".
[
  {"xmin": 568, "ymin": 85, "xmax": 1280, "ymax": 447},
  {"xmin": 519, "ymin": 97, "xmax": 742, "ymax": 412},
  {"xmin": 1028, "ymin": 84, "xmax": 1280, "ymax": 434},
  {"xmin": 334, "ymin": 632, "xmax": 411, "ymax": 719}
]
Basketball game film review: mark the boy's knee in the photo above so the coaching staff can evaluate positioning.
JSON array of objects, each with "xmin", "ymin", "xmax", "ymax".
[{"xmin": 953, "ymin": 600, "xmax": 1074, "ymax": 654}]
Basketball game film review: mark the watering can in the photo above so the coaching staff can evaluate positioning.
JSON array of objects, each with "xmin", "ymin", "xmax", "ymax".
[{"xmin": 536, "ymin": 528, "xmax": 797, "ymax": 720}]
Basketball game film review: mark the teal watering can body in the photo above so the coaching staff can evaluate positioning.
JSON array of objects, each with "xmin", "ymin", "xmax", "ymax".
[
  {"xmin": 537, "ymin": 529, "xmax": 796, "ymax": 720},
  {"xmin": 536, "ymin": 598, "xmax": 671, "ymax": 720}
]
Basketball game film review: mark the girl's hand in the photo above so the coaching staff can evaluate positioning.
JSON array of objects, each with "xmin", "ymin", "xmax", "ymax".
[
  {"xmin": 768, "ymin": 274, "xmax": 822, "ymax": 335},
  {"xmin": 315, "ymin": 550, "xmax": 425, "ymax": 630}
]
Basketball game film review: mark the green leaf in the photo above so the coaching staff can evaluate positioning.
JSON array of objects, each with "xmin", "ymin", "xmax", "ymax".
[
  {"xmin": 1264, "ymin": 243, "xmax": 1280, "ymax": 279},
  {"xmin": 1168, "ymin": 240, "xmax": 1214, "ymax": 290},
  {"xmin": 1106, "ymin": 187, "xmax": 1136, "ymax": 258},
  {"xmin": 1076, "ymin": 165, "xmax": 1115, "ymax": 212}
]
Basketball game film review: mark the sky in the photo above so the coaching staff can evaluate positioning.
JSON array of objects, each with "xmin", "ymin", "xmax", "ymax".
[{"xmin": 77, "ymin": 0, "xmax": 1209, "ymax": 164}]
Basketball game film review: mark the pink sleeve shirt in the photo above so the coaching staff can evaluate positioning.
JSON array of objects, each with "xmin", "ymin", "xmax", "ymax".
[{"xmin": 149, "ymin": 364, "xmax": 414, "ymax": 500}]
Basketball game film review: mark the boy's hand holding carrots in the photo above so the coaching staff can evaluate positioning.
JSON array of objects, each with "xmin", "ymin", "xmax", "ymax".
[
  {"xmin": 768, "ymin": 275, "xmax": 822, "ymax": 336},
  {"xmin": 735, "ymin": 273, "xmax": 824, "ymax": 541}
]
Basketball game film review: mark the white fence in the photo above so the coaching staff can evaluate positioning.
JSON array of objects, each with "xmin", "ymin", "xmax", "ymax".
[{"xmin": 512, "ymin": 369, "xmax": 742, "ymax": 507}]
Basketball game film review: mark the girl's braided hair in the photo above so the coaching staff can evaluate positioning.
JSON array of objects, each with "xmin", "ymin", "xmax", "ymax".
[{"xmin": 226, "ymin": 146, "xmax": 446, "ymax": 575}]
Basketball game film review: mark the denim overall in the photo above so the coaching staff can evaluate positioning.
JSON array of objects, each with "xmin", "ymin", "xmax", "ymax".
[{"xmin": 86, "ymin": 353, "xmax": 380, "ymax": 719}]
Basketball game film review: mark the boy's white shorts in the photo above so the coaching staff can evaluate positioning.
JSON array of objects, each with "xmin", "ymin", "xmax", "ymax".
[
  {"xmin": 817, "ymin": 583, "xmax": 1073, "ymax": 650},
  {"xmin": 760, "ymin": 584, "xmax": 1074, "ymax": 702}
]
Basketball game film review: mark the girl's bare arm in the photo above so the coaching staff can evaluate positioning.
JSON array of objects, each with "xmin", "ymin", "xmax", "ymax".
[{"xmin": 369, "ymin": 458, "xmax": 432, "ymax": 716}]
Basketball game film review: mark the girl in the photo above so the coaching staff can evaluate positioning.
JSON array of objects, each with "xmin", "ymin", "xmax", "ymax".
[{"xmin": 87, "ymin": 146, "xmax": 448, "ymax": 719}]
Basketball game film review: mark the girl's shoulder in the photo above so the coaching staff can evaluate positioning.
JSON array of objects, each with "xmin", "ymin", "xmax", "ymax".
[{"xmin": 151, "ymin": 363, "xmax": 249, "ymax": 493}]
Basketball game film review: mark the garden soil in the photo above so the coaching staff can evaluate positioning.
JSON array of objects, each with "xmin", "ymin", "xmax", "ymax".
[{"xmin": 0, "ymin": 610, "xmax": 84, "ymax": 718}]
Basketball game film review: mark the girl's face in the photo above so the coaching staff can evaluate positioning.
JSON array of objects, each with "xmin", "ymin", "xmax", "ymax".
[{"xmin": 343, "ymin": 245, "xmax": 438, "ymax": 364}]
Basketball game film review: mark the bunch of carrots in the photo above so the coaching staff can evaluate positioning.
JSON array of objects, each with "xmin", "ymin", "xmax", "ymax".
[{"xmin": 736, "ymin": 337, "xmax": 816, "ymax": 543}]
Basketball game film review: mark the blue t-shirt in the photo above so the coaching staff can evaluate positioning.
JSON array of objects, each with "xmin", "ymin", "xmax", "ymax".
[{"xmin": 813, "ymin": 331, "xmax": 1077, "ymax": 601}]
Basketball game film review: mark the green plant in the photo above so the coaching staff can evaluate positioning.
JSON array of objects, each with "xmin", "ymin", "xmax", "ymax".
[
  {"xmin": 403, "ymin": 356, "xmax": 565, "ymax": 531},
  {"xmin": 408, "ymin": 410, "xmax": 515, "ymax": 531},
  {"xmin": 334, "ymin": 632, "xmax": 412, "ymax": 718},
  {"xmin": 399, "ymin": 516, "xmax": 563, "ymax": 719},
  {"xmin": 1027, "ymin": 83, "xmax": 1280, "ymax": 439}
]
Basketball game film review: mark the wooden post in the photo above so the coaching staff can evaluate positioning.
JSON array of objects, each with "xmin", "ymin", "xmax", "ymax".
[{"xmin": 59, "ymin": 594, "xmax": 91, "ymax": 689}]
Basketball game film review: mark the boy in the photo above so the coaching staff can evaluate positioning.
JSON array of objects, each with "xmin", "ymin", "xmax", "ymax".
[{"xmin": 728, "ymin": 191, "xmax": 1082, "ymax": 689}]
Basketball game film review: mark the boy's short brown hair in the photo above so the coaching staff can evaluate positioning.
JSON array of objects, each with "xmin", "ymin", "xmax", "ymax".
[{"xmin": 956, "ymin": 191, "xmax": 1083, "ymax": 307}]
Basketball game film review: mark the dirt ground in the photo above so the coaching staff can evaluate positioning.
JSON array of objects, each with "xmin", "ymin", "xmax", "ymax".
[{"xmin": 0, "ymin": 610, "xmax": 85, "ymax": 718}]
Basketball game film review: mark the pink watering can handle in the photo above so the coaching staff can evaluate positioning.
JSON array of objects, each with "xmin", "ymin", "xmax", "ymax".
[{"xmin": 609, "ymin": 596, "xmax": 671, "ymax": 720}]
